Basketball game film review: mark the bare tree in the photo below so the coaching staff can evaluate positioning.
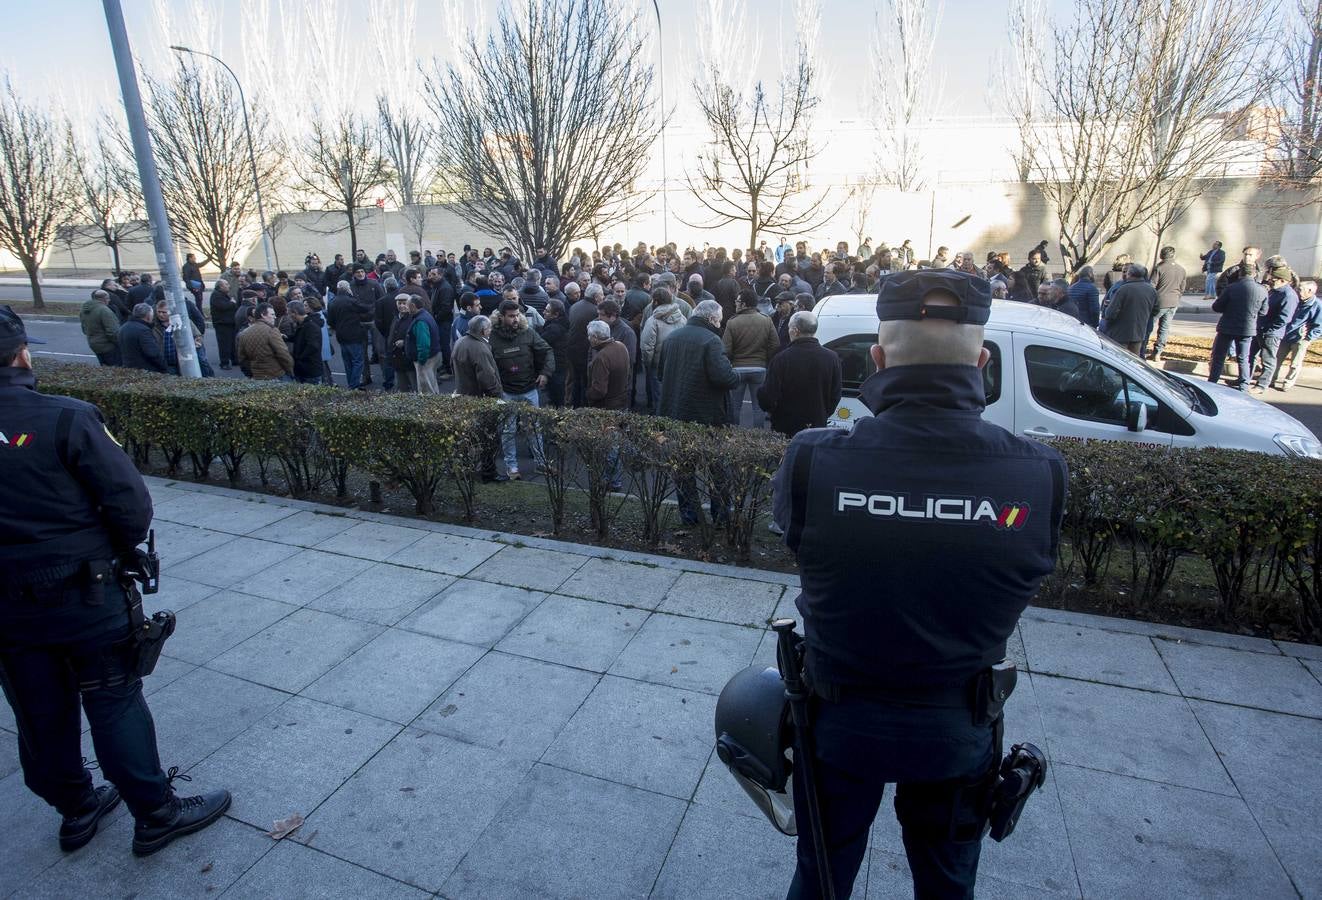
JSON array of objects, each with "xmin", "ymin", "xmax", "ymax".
[
  {"xmin": 1271, "ymin": 0, "xmax": 1322, "ymax": 186},
  {"xmin": 67, "ymin": 122, "xmax": 146, "ymax": 275},
  {"xmin": 130, "ymin": 63, "xmax": 282, "ymax": 268},
  {"xmin": 994, "ymin": 0, "xmax": 1047, "ymax": 182},
  {"xmin": 298, "ymin": 116, "xmax": 391, "ymax": 257},
  {"xmin": 0, "ymin": 77, "xmax": 74, "ymax": 309},
  {"xmin": 1030, "ymin": 0, "xmax": 1272, "ymax": 271},
  {"xmin": 686, "ymin": 0, "xmax": 836, "ymax": 248},
  {"xmin": 425, "ymin": 0, "xmax": 658, "ymax": 259},
  {"xmin": 871, "ymin": 0, "xmax": 944, "ymax": 191}
]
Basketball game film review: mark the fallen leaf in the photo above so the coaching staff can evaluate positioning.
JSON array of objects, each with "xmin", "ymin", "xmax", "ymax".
[
  {"xmin": 267, "ymin": 813, "xmax": 304, "ymax": 840},
  {"xmin": 670, "ymin": 666, "xmax": 679, "ymax": 673},
  {"xmin": 199, "ymin": 863, "xmax": 213, "ymax": 874}
]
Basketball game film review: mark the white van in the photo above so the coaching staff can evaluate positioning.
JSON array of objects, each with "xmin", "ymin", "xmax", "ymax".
[{"xmin": 813, "ymin": 296, "xmax": 1322, "ymax": 459}]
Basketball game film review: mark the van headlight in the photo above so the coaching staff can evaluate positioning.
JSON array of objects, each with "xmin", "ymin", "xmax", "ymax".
[{"xmin": 1274, "ymin": 433, "xmax": 1322, "ymax": 459}]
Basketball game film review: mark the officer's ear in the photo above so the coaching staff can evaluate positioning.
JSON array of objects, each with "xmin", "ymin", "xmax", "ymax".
[
  {"xmin": 870, "ymin": 344, "xmax": 885, "ymax": 371},
  {"xmin": 976, "ymin": 345, "xmax": 991, "ymax": 369}
]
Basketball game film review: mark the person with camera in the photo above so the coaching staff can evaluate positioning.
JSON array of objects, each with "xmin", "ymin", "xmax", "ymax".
[
  {"xmin": 0, "ymin": 307, "xmax": 231, "ymax": 856},
  {"xmin": 771, "ymin": 271, "xmax": 1067, "ymax": 898}
]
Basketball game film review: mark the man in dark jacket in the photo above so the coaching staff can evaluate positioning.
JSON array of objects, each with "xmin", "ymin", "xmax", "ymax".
[
  {"xmin": 814, "ymin": 263, "xmax": 849, "ymax": 301},
  {"xmin": 518, "ymin": 269, "xmax": 552, "ymax": 313},
  {"xmin": 1251, "ymin": 265, "xmax": 1300, "ymax": 394},
  {"xmin": 532, "ymin": 247, "xmax": 559, "ymax": 280},
  {"xmin": 1036, "ymin": 279, "xmax": 1085, "ymax": 324},
  {"xmin": 287, "ymin": 300, "xmax": 323, "ymax": 383},
  {"xmin": 1147, "ymin": 247, "xmax": 1186, "ymax": 361},
  {"xmin": 757, "ymin": 310, "xmax": 842, "ymax": 437},
  {"xmin": 1208, "ymin": 271, "xmax": 1269, "ymax": 390},
  {"xmin": 405, "ymin": 295, "xmax": 444, "ymax": 393},
  {"xmin": 209, "ymin": 279, "xmax": 238, "ymax": 369},
  {"xmin": 127, "ymin": 273, "xmax": 155, "ymax": 308},
  {"xmin": 426, "ymin": 267, "xmax": 457, "ymax": 376},
  {"xmin": 712, "ymin": 261, "xmax": 741, "ymax": 324},
  {"xmin": 658, "ymin": 299, "xmax": 741, "ymax": 524},
  {"xmin": 585, "ymin": 319, "xmax": 631, "ymax": 410},
  {"xmin": 324, "ymin": 254, "xmax": 348, "ymax": 294},
  {"xmin": 118, "ymin": 304, "xmax": 167, "ymax": 373},
  {"xmin": 1016, "ymin": 251, "xmax": 1048, "ymax": 300},
  {"xmin": 327, "ymin": 278, "xmax": 370, "ymax": 388},
  {"xmin": 1200, "ymin": 241, "xmax": 1225, "ymax": 299},
  {"xmin": 566, "ymin": 283, "xmax": 602, "ymax": 406},
  {"xmin": 490, "ymin": 299, "xmax": 554, "ymax": 480},
  {"xmin": 1102, "ymin": 264, "xmax": 1157, "ymax": 354},
  {"xmin": 1216, "ymin": 246, "xmax": 1260, "ymax": 295},
  {"xmin": 348, "ymin": 268, "xmax": 386, "ymax": 387},
  {"xmin": 539, "ymin": 299, "xmax": 570, "ymax": 407}
]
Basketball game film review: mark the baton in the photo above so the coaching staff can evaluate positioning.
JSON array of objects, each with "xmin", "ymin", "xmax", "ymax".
[{"xmin": 774, "ymin": 618, "xmax": 836, "ymax": 900}]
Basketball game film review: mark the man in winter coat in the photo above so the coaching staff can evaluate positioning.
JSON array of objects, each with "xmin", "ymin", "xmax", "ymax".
[
  {"xmin": 327, "ymin": 278, "xmax": 370, "ymax": 388},
  {"xmin": 489, "ymin": 299, "xmax": 554, "ymax": 480},
  {"xmin": 539, "ymin": 299, "xmax": 571, "ymax": 407},
  {"xmin": 348, "ymin": 267, "xmax": 386, "ymax": 387},
  {"xmin": 519, "ymin": 269, "xmax": 552, "ymax": 313},
  {"xmin": 236, "ymin": 303, "xmax": 294, "ymax": 380},
  {"xmin": 814, "ymin": 263, "xmax": 849, "ymax": 301},
  {"xmin": 209, "ymin": 279, "xmax": 238, "ymax": 369},
  {"xmin": 658, "ymin": 300, "xmax": 741, "ymax": 523},
  {"xmin": 1251, "ymin": 265, "xmax": 1300, "ymax": 394},
  {"xmin": 118, "ymin": 303, "xmax": 166, "ymax": 373},
  {"xmin": 566, "ymin": 283, "xmax": 602, "ymax": 406},
  {"xmin": 641, "ymin": 287, "xmax": 686, "ymax": 414},
  {"xmin": 80, "ymin": 290, "xmax": 121, "ymax": 366},
  {"xmin": 405, "ymin": 295, "xmax": 443, "ymax": 393},
  {"xmin": 1102, "ymin": 264, "xmax": 1157, "ymax": 354},
  {"xmin": 756, "ymin": 310, "xmax": 842, "ymax": 437},
  {"xmin": 1273, "ymin": 279, "xmax": 1319, "ymax": 391},
  {"xmin": 453, "ymin": 315, "xmax": 502, "ymax": 400},
  {"xmin": 386, "ymin": 296, "xmax": 417, "ymax": 393},
  {"xmin": 1035, "ymin": 279, "xmax": 1085, "ymax": 325},
  {"xmin": 721, "ymin": 289, "xmax": 780, "ymax": 427},
  {"xmin": 586, "ymin": 319, "xmax": 631, "ymax": 410},
  {"xmin": 1017, "ymin": 250, "xmax": 1048, "ymax": 300},
  {"xmin": 287, "ymin": 300, "xmax": 324, "ymax": 384},
  {"xmin": 1200, "ymin": 241, "xmax": 1225, "ymax": 299},
  {"xmin": 1208, "ymin": 269, "xmax": 1269, "ymax": 390},
  {"xmin": 1147, "ymin": 247, "xmax": 1186, "ymax": 361}
]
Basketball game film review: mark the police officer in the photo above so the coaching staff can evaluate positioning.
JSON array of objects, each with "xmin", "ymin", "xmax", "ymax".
[
  {"xmin": 0, "ymin": 307, "xmax": 231, "ymax": 855},
  {"xmin": 771, "ymin": 272, "xmax": 1067, "ymax": 898}
]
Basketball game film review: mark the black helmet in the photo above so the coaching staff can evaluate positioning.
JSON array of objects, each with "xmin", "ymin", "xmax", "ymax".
[{"xmin": 714, "ymin": 665, "xmax": 796, "ymax": 835}]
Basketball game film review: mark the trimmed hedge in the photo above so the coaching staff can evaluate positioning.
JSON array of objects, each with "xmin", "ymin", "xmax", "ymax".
[{"xmin": 32, "ymin": 363, "xmax": 1322, "ymax": 638}]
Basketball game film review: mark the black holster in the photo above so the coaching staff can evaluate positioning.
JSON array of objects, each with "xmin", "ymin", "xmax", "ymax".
[{"xmin": 114, "ymin": 569, "xmax": 175, "ymax": 680}]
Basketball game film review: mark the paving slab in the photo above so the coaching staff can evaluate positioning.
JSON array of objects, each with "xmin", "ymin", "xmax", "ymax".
[
  {"xmin": 657, "ymin": 571, "xmax": 784, "ymax": 627},
  {"xmin": 1033, "ymin": 675, "xmax": 1235, "ymax": 794},
  {"xmin": 608, "ymin": 612, "xmax": 762, "ymax": 695},
  {"xmin": 207, "ymin": 608, "xmax": 382, "ymax": 693},
  {"xmin": 302, "ymin": 629, "xmax": 483, "ymax": 725},
  {"xmin": 188, "ymin": 695, "xmax": 400, "ymax": 831},
  {"xmin": 543, "ymin": 674, "xmax": 717, "ymax": 799},
  {"xmin": 0, "ymin": 736, "xmax": 18, "ymax": 780},
  {"xmin": 248, "ymin": 509, "xmax": 358, "ymax": 548},
  {"xmin": 386, "ymin": 530, "xmax": 504, "ymax": 576},
  {"xmin": 1155, "ymin": 638, "xmax": 1322, "ymax": 717},
  {"xmin": 165, "ymin": 536, "xmax": 298, "ymax": 589},
  {"xmin": 399, "ymin": 578, "xmax": 544, "ymax": 647},
  {"xmin": 442, "ymin": 763, "xmax": 686, "ymax": 900},
  {"xmin": 306, "ymin": 563, "xmax": 453, "ymax": 626},
  {"xmin": 1054, "ymin": 764, "xmax": 1295, "ymax": 899},
  {"xmin": 467, "ymin": 545, "xmax": 590, "ymax": 592},
  {"xmin": 1019, "ymin": 619, "xmax": 1178, "ymax": 693},
  {"xmin": 557, "ymin": 556, "xmax": 682, "ymax": 610},
  {"xmin": 1276, "ymin": 639, "xmax": 1322, "ymax": 662},
  {"xmin": 651, "ymin": 802, "xmax": 798, "ymax": 900},
  {"xmin": 140, "ymin": 654, "xmax": 197, "ymax": 697},
  {"xmin": 1190, "ymin": 699, "xmax": 1322, "ymax": 815},
  {"xmin": 228, "ymin": 548, "xmax": 375, "ymax": 606},
  {"xmin": 413, "ymin": 651, "xmax": 598, "ymax": 758},
  {"xmin": 301, "ymin": 729, "xmax": 533, "ymax": 893},
  {"xmin": 317, "ymin": 521, "xmax": 426, "ymax": 561},
  {"xmin": 867, "ymin": 848, "xmax": 1078, "ymax": 900},
  {"xmin": 496, "ymin": 594, "xmax": 646, "ymax": 672},
  {"xmin": 18, "ymin": 815, "xmax": 271, "ymax": 900},
  {"xmin": 691, "ymin": 750, "xmax": 763, "ymax": 820},
  {"xmin": 0, "ymin": 771, "xmax": 65, "ymax": 894},
  {"xmin": 224, "ymin": 839, "xmax": 429, "ymax": 899},
  {"xmin": 147, "ymin": 523, "xmax": 235, "ymax": 568},
  {"xmin": 146, "ymin": 666, "xmax": 289, "ymax": 771},
  {"xmin": 163, "ymin": 590, "xmax": 296, "ymax": 665},
  {"xmin": 146, "ymin": 575, "xmax": 219, "ymax": 613},
  {"xmin": 152, "ymin": 492, "xmax": 296, "ymax": 535},
  {"xmin": 1020, "ymin": 606, "xmax": 1283, "ymax": 654}
]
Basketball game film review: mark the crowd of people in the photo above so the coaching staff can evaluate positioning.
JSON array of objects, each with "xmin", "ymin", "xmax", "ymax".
[{"xmin": 79, "ymin": 235, "xmax": 1319, "ymax": 454}]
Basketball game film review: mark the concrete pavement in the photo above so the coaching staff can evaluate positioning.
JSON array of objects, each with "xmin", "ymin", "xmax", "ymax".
[{"xmin": 2, "ymin": 478, "xmax": 1318, "ymax": 898}]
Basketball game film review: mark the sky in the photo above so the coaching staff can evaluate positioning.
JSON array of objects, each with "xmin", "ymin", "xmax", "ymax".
[{"xmin": 6, "ymin": 0, "xmax": 1072, "ymax": 123}]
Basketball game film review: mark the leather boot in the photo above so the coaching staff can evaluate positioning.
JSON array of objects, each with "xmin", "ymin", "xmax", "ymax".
[
  {"xmin": 132, "ymin": 788, "xmax": 232, "ymax": 856},
  {"xmin": 59, "ymin": 784, "xmax": 121, "ymax": 852}
]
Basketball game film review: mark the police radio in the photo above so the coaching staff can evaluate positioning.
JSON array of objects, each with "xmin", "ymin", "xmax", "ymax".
[{"xmin": 121, "ymin": 529, "xmax": 161, "ymax": 595}]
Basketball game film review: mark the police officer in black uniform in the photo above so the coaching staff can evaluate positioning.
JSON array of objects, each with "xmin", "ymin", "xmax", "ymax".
[
  {"xmin": 772, "ymin": 272, "xmax": 1067, "ymax": 898},
  {"xmin": 0, "ymin": 307, "xmax": 231, "ymax": 855}
]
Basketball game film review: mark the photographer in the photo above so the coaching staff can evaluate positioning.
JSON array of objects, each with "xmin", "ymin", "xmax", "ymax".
[{"xmin": 0, "ymin": 307, "xmax": 230, "ymax": 857}]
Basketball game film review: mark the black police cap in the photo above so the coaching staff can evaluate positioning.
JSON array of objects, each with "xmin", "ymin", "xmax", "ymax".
[
  {"xmin": 876, "ymin": 270, "xmax": 992, "ymax": 326},
  {"xmin": 0, "ymin": 305, "xmax": 47, "ymax": 354}
]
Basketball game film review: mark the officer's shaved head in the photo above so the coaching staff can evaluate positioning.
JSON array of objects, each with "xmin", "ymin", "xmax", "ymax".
[{"xmin": 873, "ymin": 290, "xmax": 987, "ymax": 369}]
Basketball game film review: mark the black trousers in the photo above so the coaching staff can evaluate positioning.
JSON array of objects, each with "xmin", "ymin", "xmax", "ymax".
[
  {"xmin": 213, "ymin": 323, "xmax": 236, "ymax": 366},
  {"xmin": 787, "ymin": 695, "xmax": 997, "ymax": 900},
  {"xmin": 0, "ymin": 580, "xmax": 170, "ymax": 819}
]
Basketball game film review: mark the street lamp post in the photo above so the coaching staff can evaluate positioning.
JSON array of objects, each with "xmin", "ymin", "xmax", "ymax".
[
  {"xmin": 652, "ymin": 0, "xmax": 668, "ymax": 249},
  {"xmin": 102, "ymin": 0, "xmax": 200, "ymax": 377},
  {"xmin": 170, "ymin": 45, "xmax": 275, "ymax": 273}
]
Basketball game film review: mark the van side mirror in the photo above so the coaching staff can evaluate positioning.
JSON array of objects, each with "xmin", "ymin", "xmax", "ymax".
[{"xmin": 1125, "ymin": 401, "xmax": 1148, "ymax": 433}]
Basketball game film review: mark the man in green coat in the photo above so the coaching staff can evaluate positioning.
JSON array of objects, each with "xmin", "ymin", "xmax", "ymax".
[
  {"xmin": 489, "ymin": 298, "xmax": 554, "ymax": 480},
  {"xmin": 80, "ymin": 290, "xmax": 122, "ymax": 366}
]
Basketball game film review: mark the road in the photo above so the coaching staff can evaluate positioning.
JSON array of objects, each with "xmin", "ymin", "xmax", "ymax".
[{"xmin": 16, "ymin": 307, "xmax": 1322, "ymax": 442}]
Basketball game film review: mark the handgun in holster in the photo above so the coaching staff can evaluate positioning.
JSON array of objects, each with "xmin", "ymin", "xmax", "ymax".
[{"xmin": 970, "ymin": 661, "xmax": 1049, "ymax": 842}]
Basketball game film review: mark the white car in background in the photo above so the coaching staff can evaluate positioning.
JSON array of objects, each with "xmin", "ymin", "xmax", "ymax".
[{"xmin": 813, "ymin": 296, "xmax": 1322, "ymax": 459}]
